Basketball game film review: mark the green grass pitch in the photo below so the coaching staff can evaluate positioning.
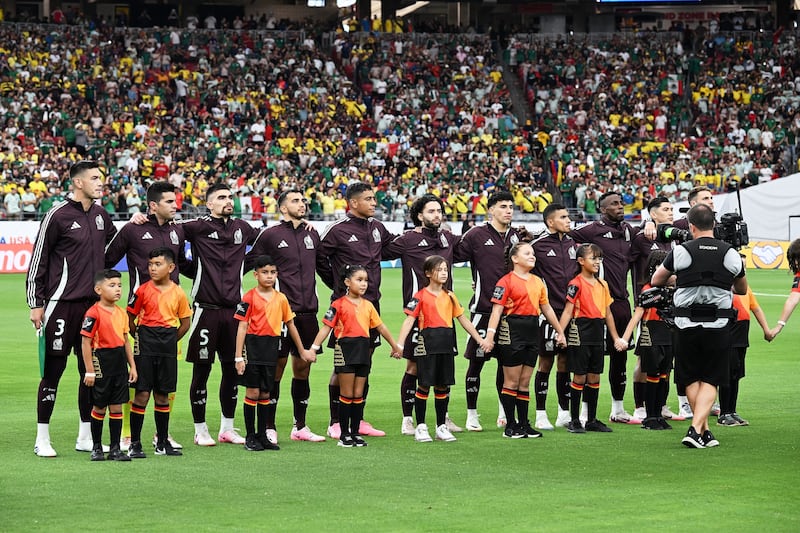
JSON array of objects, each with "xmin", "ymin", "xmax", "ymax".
[{"xmin": 1, "ymin": 269, "xmax": 799, "ymax": 531}]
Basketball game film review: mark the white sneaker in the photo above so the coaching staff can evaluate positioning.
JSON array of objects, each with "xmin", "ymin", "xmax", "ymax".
[
  {"xmin": 435, "ymin": 424, "xmax": 457, "ymax": 442},
  {"xmin": 265, "ymin": 429, "xmax": 278, "ymax": 445},
  {"xmin": 218, "ymin": 428, "xmax": 246, "ymax": 445},
  {"xmin": 678, "ymin": 402, "xmax": 694, "ymax": 419},
  {"xmin": 34, "ymin": 440, "xmax": 57, "ymax": 457},
  {"xmin": 609, "ymin": 410, "xmax": 635, "ymax": 424},
  {"xmin": 465, "ymin": 411, "xmax": 483, "ymax": 432},
  {"xmin": 632, "ymin": 407, "xmax": 647, "ymax": 423},
  {"xmin": 401, "ymin": 416, "xmax": 415, "ymax": 436},
  {"xmin": 194, "ymin": 424, "xmax": 216, "ymax": 446},
  {"xmin": 76, "ymin": 438, "xmax": 109, "ymax": 453},
  {"xmin": 120, "ymin": 436, "xmax": 131, "ymax": 452},
  {"xmin": 445, "ymin": 415, "xmax": 463, "ymax": 433},
  {"xmin": 496, "ymin": 416, "xmax": 507, "ymax": 429},
  {"xmin": 414, "ymin": 423, "xmax": 433, "ymax": 442},
  {"xmin": 711, "ymin": 402, "xmax": 721, "ymax": 416},
  {"xmin": 534, "ymin": 410, "xmax": 555, "ymax": 431},
  {"xmin": 662, "ymin": 406, "xmax": 684, "ymax": 420},
  {"xmin": 153, "ymin": 433, "xmax": 183, "ymax": 450},
  {"xmin": 555, "ymin": 409, "xmax": 571, "ymax": 428}
]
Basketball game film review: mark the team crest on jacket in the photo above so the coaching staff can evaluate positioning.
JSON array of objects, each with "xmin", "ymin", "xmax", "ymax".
[
  {"xmin": 440, "ymin": 234, "xmax": 449, "ymax": 248},
  {"xmin": 170, "ymin": 230, "xmax": 179, "ymax": 245},
  {"xmin": 95, "ymin": 215, "xmax": 105, "ymax": 230},
  {"xmin": 234, "ymin": 228, "xmax": 243, "ymax": 245},
  {"xmin": 304, "ymin": 235, "xmax": 314, "ymax": 249},
  {"xmin": 510, "ymin": 234, "xmax": 519, "ymax": 245},
  {"xmin": 569, "ymin": 247, "xmax": 577, "ymax": 259},
  {"xmin": 372, "ymin": 228, "xmax": 381, "ymax": 242}
]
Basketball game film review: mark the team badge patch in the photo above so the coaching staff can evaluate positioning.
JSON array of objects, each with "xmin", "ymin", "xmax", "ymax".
[
  {"xmin": 235, "ymin": 302, "xmax": 249, "ymax": 318},
  {"xmin": 510, "ymin": 234, "xmax": 519, "ymax": 245},
  {"xmin": 492, "ymin": 286, "xmax": 505, "ymax": 300},
  {"xmin": 567, "ymin": 284, "xmax": 579, "ymax": 299},
  {"xmin": 234, "ymin": 228, "xmax": 243, "ymax": 245},
  {"xmin": 81, "ymin": 316, "xmax": 96, "ymax": 333},
  {"xmin": 569, "ymin": 246, "xmax": 577, "ymax": 260},
  {"xmin": 304, "ymin": 235, "xmax": 315, "ymax": 249},
  {"xmin": 793, "ymin": 277, "xmax": 799, "ymax": 290},
  {"xmin": 405, "ymin": 298, "xmax": 419, "ymax": 312},
  {"xmin": 372, "ymin": 228, "xmax": 381, "ymax": 243},
  {"xmin": 170, "ymin": 230, "xmax": 179, "ymax": 245},
  {"xmin": 324, "ymin": 307, "xmax": 336, "ymax": 322},
  {"xmin": 95, "ymin": 215, "xmax": 105, "ymax": 230},
  {"xmin": 440, "ymin": 234, "xmax": 449, "ymax": 248}
]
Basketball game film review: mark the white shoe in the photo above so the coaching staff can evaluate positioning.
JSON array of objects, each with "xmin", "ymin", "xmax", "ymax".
[
  {"xmin": 265, "ymin": 429, "xmax": 278, "ymax": 445},
  {"xmin": 678, "ymin": 402, "xmax": 694, "ymax": 419},
  {"xmin": 534, "ymin": 410, "xmax": 555, "ymax": 431},
  {"xmin": 555, "ymin": 409, "xmax": 571, "ymax": 428},
  {"xmin": 711, "ymin": 402, "xmax": 721, "ymax": 416},
  {"xmin": 465, "ymin": 411, "xmax": 483, "ymax": 432},
  {"xmin": 632, "ymin": 407, "xmax": 647, "ymax": 423},
  {"xmin": 609, "ymin": 410, "xmax": 634, "ymax": 424},
  {"xmin": 34, "ymin": 440, "xmax": 57, "ymax": 457},
  {"xmin": 496, "ymin": 416, "xmax": 507, "ymax": 429},
  {"xmin": 290, "ymin": 425, "xmax": 326, "ymax": 442},
  {"xmin": 414, "ymin": 423, "xmax": 433, "ymax": 442},
  {"xmin": 218, "ymin": 428, "xmax": 246, "ymax": 445},
  {"xmin": 445, "ymin": 415, "xmax": 463, "ymax": 433},
  {"xmin": 120, "ymin": 436, "xmax": 131, "ymax": 452},
  {"xmin": 401, "ymin": 416, "xmax": 415, "ymax": 436},
  {"xmin": 76, "ymin": 438, "xmax": 109, "ymax": 453},
  {"xmin": 662, "ymin": 406, "xmax": 683, "ymax": 420},
  {"xmin": 194, "ymin": 424, "xmax": 216, "ymax": 446},
  {"xmin": 153, "ymin": 433, "xmax": 183, "ymax": 450},
  {"xmin": 579, "ymin": 402, "xmax": 588, "ymax": 425},
  {"xmin": 435, "ymin": 424, "xmax": 457, "ymax": 442}
]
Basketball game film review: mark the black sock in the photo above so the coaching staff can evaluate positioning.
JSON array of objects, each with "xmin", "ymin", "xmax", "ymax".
[
  {"xmin": 645, "ymin": 376, "xmax": 661, "ymax": 419},
  {"xmin": 351, "ymin": 397, "xmax": 364, "ymax": 436},
  {"xmin": 291, "ymin": 378, "xmax": 310, "ymax": 429},
  {"xmin": 218, "ymin": 362, "xmax": 238, "ymax": 419},
  {"xmin": 495, "ymin": 363, "xmax": 504, "ymax": 398},
  {"xmin": 414, "ymin": 387, "xmax": 429, "ymax": 425},
  {"xmin": 570, "ymin": 382, "xmax": 584, "ymax": 421},
  {"xmin": 658, "ymin": 375, "xmax": 669, "ymax": 411},
  {"xmin": 338, "ymin": 396, "xmax": 351, "ymax": 437},
  {"xmin": 130, "ymin": 403, "xmax": 146, "ymax": 443},
  {"xmin": 633, "ymin": 381, "xmax": 645, "ymax": 409},
  {"xmin": 434, "ymin": 388, "xmax": 449, "ymax": 428},
  {"xmin": 401, "ymin": 372, "xmax": 417, "ymax": 418},
  {"xmin": 329, "ymin": 384, "xmax": 340, "ymax": 425},
  {"xmin": 154, "ymin": 403, "xmax": 170, "ymax": 444},
  {"xmin": 91, "ymin": 409, "xmax": 104, "ymax": 446},
  {"xmin": 556, "ymin": 371, "xmax": 571, "ymax": 411},
  {"xmin": 677, "ymin": 383, "xmax": 686, "ymax": 396},
  {"xmin": 257, "ymin": 400, "xmax": 269, "ymax": 437},
  {"xmin": 608, "ymin": 351, "xmax": 627, "ymax": 401},
  {"xmin": 729, "ymin": 378, "xmax": 740, "ymax": 414},
  {"xmin": 190, "ymin": 364, "xmax": 211, "ymax": 423},
  {"xmin": 109, "ymin": 412, "xmax": 123, "ymax": 448},
  {"xmin": 516, "ymin": 390, "xmax": 530, "ymax": 426},
  {"xmin": 243, "ymin": 397, "xmax": 257, "ymax": 436},
  {"xmin": 534, "ymin": 371, "xmax": 550, "ymax": 411},
  {"xmin": 500, "ymin": 388, "xmax": 518, "ymax": 427},
  {"xmin": 584, "ymin": 383, "xmax": 599, "ymax": 422},
  {"xmin": 465, "ymin": 359, "xmax": 484, "ymax": 410},
  {"xmin": 266, "ymin": 380, "xmax": 280, "ymax": 429}
]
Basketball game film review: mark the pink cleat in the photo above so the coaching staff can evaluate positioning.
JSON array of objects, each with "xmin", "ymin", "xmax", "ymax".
[
  {"xmin": 218, "ymin": 429, "xmax": 245, "ymax": 445},
  {"xmin": 290, "ymin": 426, "xmax": 326, "ymax": 442},
  {"xmin": 326, "ymin": 423, "xmax": 341, "ymax": 440},
  {"xmin": 358, "ymin": 421, "xmax": 386, "ymax": 437}
]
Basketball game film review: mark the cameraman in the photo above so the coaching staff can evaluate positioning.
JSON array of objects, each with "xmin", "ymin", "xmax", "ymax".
[
  {"xmin": 673, "ymin": 186, "xmax": 713, "ymax": 231},
  {"xmin": 650, "ymin": 204, "xmax": 748, "ymax": 449}
]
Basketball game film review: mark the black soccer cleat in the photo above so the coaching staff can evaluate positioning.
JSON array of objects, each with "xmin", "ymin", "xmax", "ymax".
[
  {"xmin": 128, "ymin": 441, "xmax": 147, "ymax": 459},
  {"xmin": 90, "ymin": 444, "xmax": 105, "ymax": 461}
]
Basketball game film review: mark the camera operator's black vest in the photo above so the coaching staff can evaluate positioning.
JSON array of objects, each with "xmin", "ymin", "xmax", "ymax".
[{"xmin": 675, "ymin": 237, "xmax": 736, "ymax": 290}]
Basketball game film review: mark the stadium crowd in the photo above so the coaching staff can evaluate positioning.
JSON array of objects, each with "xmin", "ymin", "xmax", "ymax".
[{"xmin": 0, "ymin": 16, "xmax": 799, "ymax": 223}]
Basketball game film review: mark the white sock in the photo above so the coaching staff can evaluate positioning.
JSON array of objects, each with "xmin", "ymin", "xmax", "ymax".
[
  {"xmin": 467, "ymin": 408, "xmax": 478, "ymax": 417},
  {"xmin": 219, "ymin": 416, "xmax": 234, "ymax": 433},
  {"xmin": 77, "ymin": 421, "xmax": 91, "ymax": 441},
  {"xmin": 580, "ymin": 402, "xmax": 589, "ymax": 422},
  {"xmin": 678, "ymin": 395, "xmax": 688, "ymax": 406},
  {"xmin": 497, "ymin": 399, "xmax": 506, "ymax": 418},
  {"xmin": 557, "ymin": 405, "xmax": 568, "ymax": 414},
  {"xmin": 194, "ymin": 422, "xmax": 208, "ymax": 435},
  {"xmin": 611, "ymin": 399, "xmax": 625, "ymax": 414},
  {"xmin": 37, "ymin": 423, "xmax": 51, "ymax": 443},
  {"xmin": 403, "ymin": 415, "xmax": 413, "ymax": 422}
]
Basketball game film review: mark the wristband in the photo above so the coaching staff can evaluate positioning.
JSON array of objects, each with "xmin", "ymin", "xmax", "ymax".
[
  {"xmin": 778, "ymin": 320, "xmax": 787, "ymax": 327},
  {"xmin": 234, "ymin": 357, "xmax": 244, "ymax": 363},
  {"xmin": 311, "ymin": 344, "xmax": 321, "ymax": 352},
  {"xmin": 487, "ymin": 327, "xmax": 497, "ymax": 333},
  {"xmin": 84, "ymin": 372, "xmax": 96, "ymax": 378}
]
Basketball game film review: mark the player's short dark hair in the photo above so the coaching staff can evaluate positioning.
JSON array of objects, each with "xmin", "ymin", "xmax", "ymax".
[
  {"xmin": 542, "ymin": 202, "xmax": 567, "ymax": 224},
  {"xmin": 147, "ymin": 181, "xmax": 175, "ymax": 204},
  {"xmin": 598, "ymin": 191, "xmax": 621, "ymax": 207},
  {"xmin": 148, "ymin": 246, "xmax": 175, "ymax": 263},
  {"xmin": 345, "ymin": 181, "xmax": 372, "ymax": 201},
  {"xmin": 487, "ymin": 190, "xmax": 514, "ymax": 209},
  {"xmin": 687, "ymin": 186, "xmax": 711, "ymax": 205},
  {"xmin": 252, "ymin": 255, "xmax": 277, "ymax": 271},
  {"xmin": 206, "ymin": 182, "xmax": 231, "ymax": 201},
  {"xmin": 647, "ymin": 196, "xmax": 670, "ymax": 213},
  {"xmin": 278, "ymin": 189, "xmax": 304, "ymax": 207},
  {"xmin": 94, "ymin": 268, "xmax": 121, "ymax": 285},
  {"xmin": 787, "ymin": 239, "xmax": 800, "ymax": 274},
  {"xmin": 687, "ymin": 204, "xmax": 715, "ymax": 231},
  {"xmin": 409, "ymin": 194, "xmax": 444, "ymax": 227},
  {"xmin": 69, "ymin": 160, "xmax": 101, "ymax": 180}
]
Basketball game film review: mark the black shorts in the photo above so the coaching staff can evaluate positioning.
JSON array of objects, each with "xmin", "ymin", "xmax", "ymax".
[
  {"xmin": 186, "ymin": 305, "xmax": 238, "ymax": 364},
  {"xmin": 239, "ymin": 363, "xmax": 276, "ymax": 391},
  {"xmin": 91, "ymin": 374, "xmax": 130, "ymax": 408},
  {"xmin": 333, "ymin": 337, "xmax": 371, "ymax": 377},
  {"xmin": 568, "ymin": 344, "xmax": 604, "ymax": 375},
  {"xmin": 44, "ymin": 299, "xmax": 94, "ymax": 358},
  {"xmin": 136, "ymin": 326, "xmax": 178, "ymax": 358},
  {"xmin": 606, "ymin": 299, "xmax": 632, "ymax": 353},
  {"xmin": 245, "ymin": 335, "xmax": 280, "ymax": 367},
  {"xmin": 134, "ymin": 356, "xmax": 178, "ymax": 394},
  {"xmin": 417, "ymin": 353, "xmax": 456, "ymax": 387},
  {"xmin": 730, "ymin": 347, "xmax": 746, "ymax": 381},
  {"xmin": 279, "ymin": 313, "xmax": 321, "ymax": 358},
  {"xmin": 639, "ymin": 345, "xmax": 673, "ymax": 375},
  {"xmin": 673, "ymin": 326, "xmax": 731, "ymax": 387},
  {"xmin": 327, "ymin": 327, "xmax": 381, "ymax": 350},
  {"xmin": 463, "ymin": 313, "xmax": 497, "ymax": 360}
]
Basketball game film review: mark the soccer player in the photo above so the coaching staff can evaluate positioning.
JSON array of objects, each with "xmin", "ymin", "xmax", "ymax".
[
  {"xmin": 234, "ymin": 255, "xmax": 310, "ymax": 451},
  {"xmin": 317, "ymin": 182, "xmax": 397, "ymax": 439},
  {"xmin": 453, "ymin": 190, "xmax": 521, "ymax": 431},
  {"xmin": 28, "ymin": 160, "xmax": 118, "ymax": 457},
  {"xmin": 395, "ymin": 256, "xmax": 490, "ymax": 443},
  {"xmin": 80, "ymin": 269, "xmax": 137, "ymax": 461},
  {"xmin": 126, "ymin": 248, "xmax": 192, "ymax": 458},
  {"xmin": 245, "ymin": 190, "xmax": 328, "ymax": 444},
  {"xmin": 182, "ymin": 183, "xmax": 260, "ymax": 446},
  {"xmin": 106, "ymin": 180, "xmax": 189, "ymax": 451},
  {"xmin": 383, "ymin": 194, "xmax": 461, "ymax": 435},
  {"xmin": 530, "ymin": 203, "xmax": 578, "ymax": 430}
]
